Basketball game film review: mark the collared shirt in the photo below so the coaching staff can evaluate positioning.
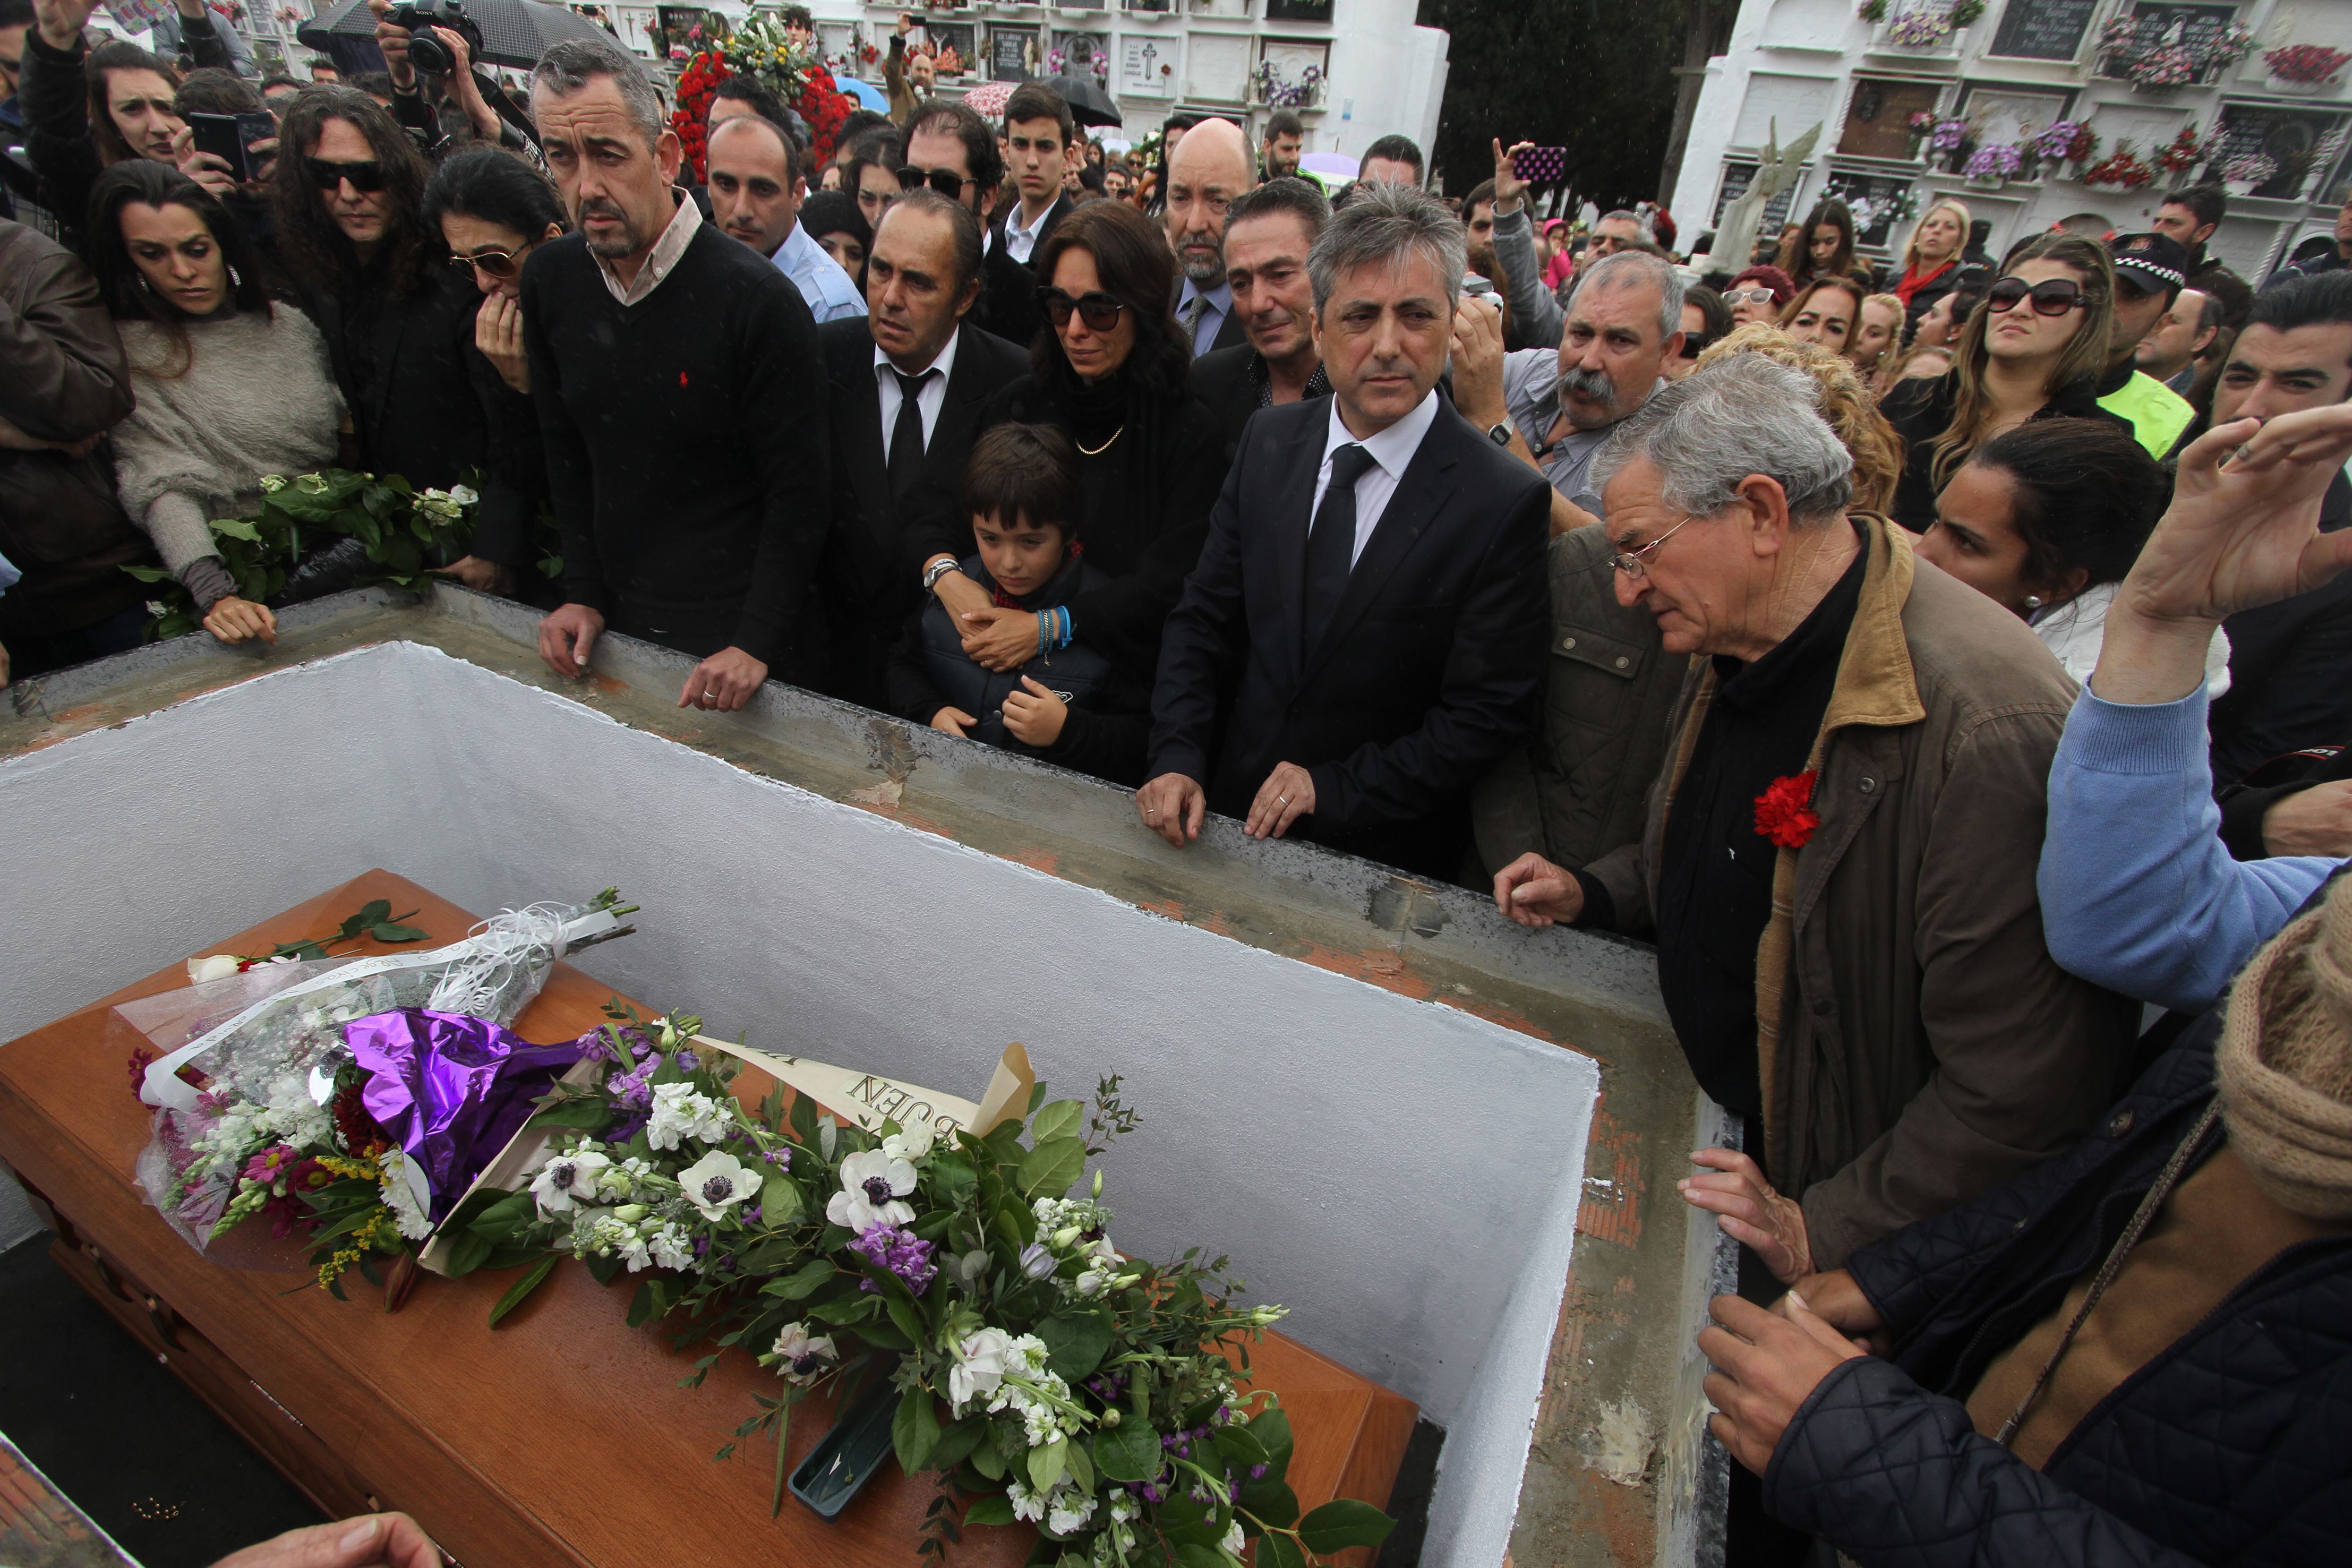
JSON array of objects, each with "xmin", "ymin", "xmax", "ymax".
[
  {"xmin": 1002, "ymin": 198, "xmax": 1056, "ymax": 264},
  {"xmin": 1176, "ymin": 278, "xmax": 1234, "ymax": 358},
  {"xmin": 1310, "ymin": 389, "xmax": 1442, "ymax": 567},
  {"xmin": 1500, "ymin": 349, "xmax": 1663, "ymax": 517},
  {"xmin": 773, "ymin": 219, "xmax": 867, "ymax": 323},
  {"xmin": 875, "ymin": 328, "xmax": 961, "ymax": 461},
  {"xmin": 596, "ymin": 191, "xmax": 702, "ymax": 307},
  {"xmin": 1247, "ymin": 352, "xmax": 1332, "ymax": 409}
]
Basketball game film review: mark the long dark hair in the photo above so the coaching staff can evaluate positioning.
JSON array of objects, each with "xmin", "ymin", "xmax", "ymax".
[
  {"xmin": 421, "ymin": 147, "xmax": 568, "ymax": 241},
  {"xmin": 86, "ymin": 160, "xmax": 274, "ymax": 377},
  {"xmin": 1930, "ymin": 232, "xmax": 2115, "ymax": 487},
  {"xmin": 1028, "ymin": 199, "xmax": 1188, "ymax": 401},
  {"xmin": 271, "ymin": 86, "xmax": 434, "ymax": 298},
  {"xmin": 85, "ymin": 41, "xmax": 179, "ymax": 168},
  {"xmin": 1967, "ymin": 417, "xmax": 2167, "ymax": 596},
  {"xmin": 1795, "ymin": 199, "xmax": 1859, "ymax": 286}
]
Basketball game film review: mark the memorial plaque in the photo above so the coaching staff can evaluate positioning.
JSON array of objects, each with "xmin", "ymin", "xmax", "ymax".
[
  {"xmin": 1837, "ymin": 76, "xmax": 1942, "ymax": 160},
  {"xmin": 2214, "ymin": 101, "xmax": 2351, "ymax": 200},
  {"xmin": 1714, "ymin": 160, "xmax": 1801, "ymax": 231},
  {"xmin": 928, "ymin": 21, "xmax": 975, "ymax": 75},
  {"xmin": 1987, "ymin": 0, "xmax": 2099, "ymax": 61},
  {"xmin": 1266, "ymin": 0, "xmax": 1333, "ymax": 20},
  {"xmin": 1121, "ymin": 33, "xmax": 1175, "ymax": 97},
  {"xmin": 2098, "ymin": 2, "xmax": 2241, "ymax": 83},
  {"xmin": 988, "ymin": 22, "xmax": 1038, "ymax": 81}
]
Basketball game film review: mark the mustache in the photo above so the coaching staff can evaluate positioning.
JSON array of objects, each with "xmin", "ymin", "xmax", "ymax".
[{"xmin": 1559, "ymin": 365, "xmax": 1615, "ymax": 411}]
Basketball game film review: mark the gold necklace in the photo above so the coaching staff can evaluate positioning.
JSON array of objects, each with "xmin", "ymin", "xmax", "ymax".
[{"xmin": 1076, "ymin": 425, "xmax": 1124, "ymax": 456}]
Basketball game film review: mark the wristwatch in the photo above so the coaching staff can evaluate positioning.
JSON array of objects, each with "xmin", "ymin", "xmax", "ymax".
[
  {"xmin": 1486, "ymin": 422, "xmax": 1514, "ymax": 449},
  {"xmin": 922, "ymin": 557, "xmax": 959, "ymax": 593}
]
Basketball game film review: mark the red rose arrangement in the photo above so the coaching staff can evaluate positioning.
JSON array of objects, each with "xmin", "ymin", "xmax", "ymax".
[
  {"xmin": 668, "ymin": 30, "xmax": 858, "ymax": 183},
  {"xmin": 1754, "ymin": 770, "xmax": 1820, "ymax": 850},
  {"xmin": 669, "ymin": 51, "xmax": 732, "ymax": 181}
]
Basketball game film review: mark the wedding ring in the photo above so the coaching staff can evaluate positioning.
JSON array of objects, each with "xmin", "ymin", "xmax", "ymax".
[{"xmin": 1277, "ymin": 794, "xmax": 1290, "ymax": 804}]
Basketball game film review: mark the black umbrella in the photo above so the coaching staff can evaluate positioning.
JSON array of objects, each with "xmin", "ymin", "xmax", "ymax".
[
  {"xmin": 1039, "ymin": 74, "xmax": 1122, "ymax": 128},
  {"xmin": 298, "ymin": 0, "xmax": 614, "ymax": 71}
]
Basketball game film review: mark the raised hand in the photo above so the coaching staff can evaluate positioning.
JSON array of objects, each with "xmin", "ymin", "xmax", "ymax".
[
  {"xmin": 1491, "ymin": 138, "xmax": 1531, "ymax": 209},
  {"xmin": 33, "ymin": 0, "xmax": 99, "ymax": 50}
]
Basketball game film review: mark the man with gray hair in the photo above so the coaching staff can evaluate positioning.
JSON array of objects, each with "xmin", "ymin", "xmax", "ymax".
[
  {"xmin": 1450, "ymin": 247, "xmax": 1683, "ymax": 526},
  {"xmin": 1141, "ymin": 182, "xmax": 1550, "ymax": 879},
  {"xmin": 523, "ymin": 36, "xmax": 831, "ymax": 710},
  {"xmin": 1493, "ymin": 353, "xmax": 2136, "ymax": 1290}
]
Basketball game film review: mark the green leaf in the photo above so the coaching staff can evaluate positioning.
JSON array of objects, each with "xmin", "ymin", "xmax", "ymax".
[
  {"xmin": 443, "ymin": 1228, "xmax": 493, "ymax": 1276},
  {"xmin": 853, "ymin": 1317, "xmax": 912, "ymax": 1351},
  {"xmin": 467, "ymin": 1190, "xmax": 537, "ymax": 1235},
  {"xmin": 884, "ymin": 1292, "xmax": 927, "ymax": 1347},
  {"xmin": 735, "ymin": 1235, "xmax": 806, "ymax": 1273},
  {"xmin": 1295, "ymin": 1500, "xmax": 1395, "ymax": 1556},
  {"xmin": 1063, "ymin": 1434, "xmax": 1094, "ymax": 1494},
  {"xmin": 1237, "ymin": 1478, "xmax": 1297, "ymax": 1529},
  {"xmin": 1017, "ymin": 1136, "xmax": 1088, "ymax": 1199},
  {"xmin": 1029, "ymin": 1099, "xmax": 1084, "ymax": 1144},
  {"xmin": 1037, "ymin": 1310, "xmax": 1114, "ymax": 1381},
  {"xmin": 1027, "ymin": 1435, "xmax": 1068, "ymax": 1493},
  {"xmin": 1091, "ymin": 1423, "xmax": 1158, "ymax": 1484},
  {"xmin": 211, "ymin": 517, "xmax": 264, "ymax": 543},
  {"xmin": 1256, "ymin": 1534, "xmax": 1306, "ymax": 1568},
  {"xmin": 1175, "ymin": 1547, "xmax": 1227, "ymax": 1568},
  {"xmin": 626, "ymin": 1280, "xmax": 658, "ymax": 1328},
  {"xmin": 963, "ymin": 1493, "xmax": 1016, "ymax": 1526},
  {"xmin": 487, "ymin": 1254, "xmax": 557, "ymax": 1326},
  {"xmin": 1248, "ymin": 1407, "xmax": 1295, "ymax": 1477},
  {"xmin": 1212, "ymin": 1424, "xmax": 1269, "ymax": 1471},
  {"xmin": 894, "ymin": 1386, "xmax": 941, "ymax": 1473},
  {"xmin": 760, "ymin": 1172, "xmax": 803, "ymax": 1224},
  {"xmin": 370, "ymin": 922, "xmax": 427, "ymax": 942},
  {"xmin": 970, "ymin": 1439, "xmax": 1007, "ymax": 1481},
  {"xmin": 931, "ymin": 1417, "xmax": 988, "ymax": 1473},
  {"xmin": 928, "ymin": 1152, "xmax": 978, "ymax": 1194},
  {"xmin": 525, "ymin": 1098, "xmax": 614, "ymax": 1132},
  {"xmin": 766, "ymin": 1259, "xmax": 835, "ymax": 1300}
]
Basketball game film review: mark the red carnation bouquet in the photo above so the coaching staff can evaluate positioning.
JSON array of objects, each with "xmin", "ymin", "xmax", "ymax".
[
  {"xmin": 1755, "ymin": 770, "xmax": 1821, "ymax": 850},
  {"xmin": 668, "ymin": 16, "xmax": 857, "ymax": 183}
]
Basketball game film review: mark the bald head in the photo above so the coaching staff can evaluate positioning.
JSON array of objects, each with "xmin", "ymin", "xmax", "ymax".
[{"xmin": 1164, "ymin": 116, "xmax": 1256, "ymax": 286}]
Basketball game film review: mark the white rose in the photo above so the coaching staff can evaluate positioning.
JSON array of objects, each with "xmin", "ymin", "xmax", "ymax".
[
  {"xmin": 186, "ymin": 954, "xmax": 244, "ymax": 983},
  {"xmin": 948, "ymin": 1325, "xmax": 1015, "ymax": 1412},
  {"xmin": 881, "ymin": 1121, "xmax": 936, "ymax": 1161}
]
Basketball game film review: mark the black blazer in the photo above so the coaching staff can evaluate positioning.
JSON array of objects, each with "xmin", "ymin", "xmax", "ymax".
[
  {"xmin": 1190, "ymin": 344, "xmax": 1335, "ymax": 458},
  {"xmin": 1148, "ymin": 396, "xmax": 1552, "ymax": 879},
  {"xmin": 816, "ymin": 315, "xmax": 1030, "ymax": 707},
  {"xmin": 976, "ymin": 241, "xmax": 1045, "ymax": 355},
  {"xmin": 990, "ymin": 192, "xmax": 1072, "ymax": 263}
]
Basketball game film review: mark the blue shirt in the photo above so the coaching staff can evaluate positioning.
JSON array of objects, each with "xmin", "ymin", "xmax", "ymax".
[
  {"xmin": 773, "ymin": 220, "xmax": 866, "ymax": 323},
  {"xmin": 1175, "ymin": 278, "xmax": 1233, "ymax": 357}
]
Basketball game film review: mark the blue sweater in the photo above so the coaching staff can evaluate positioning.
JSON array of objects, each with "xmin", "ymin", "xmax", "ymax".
[{"xmin": 2038, "ymin": 685, "xmax": 2338, "ymax": 1013}]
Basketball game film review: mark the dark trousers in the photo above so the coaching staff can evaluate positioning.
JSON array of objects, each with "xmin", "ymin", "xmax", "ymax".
[{"xmin": 6, "ymin": 605, "xmax": 148, "ymax": 681}]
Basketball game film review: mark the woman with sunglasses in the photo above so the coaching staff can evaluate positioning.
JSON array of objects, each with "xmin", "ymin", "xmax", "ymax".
[
  {"xmin": 1722, "ymin": 264, "xmax": 1794, "ymax": 329},
  {"xmin": 1879, "ymin": 232, "xmax": 2133, "ymax": 534},
  {"xmin": 89, "ymin": 161, "xmax": 343, "ymax": 649},
  {"xmin": 1663, "ymin": 284, "xmax": 1730, "ymax": 382},
  {"xmin": 1778, "ymin": 275, "xmax": 1865, "ymax": 355},
  {"xmin": 270, "ymin": 91, "xmax": 538, "ymax": 596},
  {"xmin": 927, "ymin": 200, "xmax": 1227, "ymax": 685}
]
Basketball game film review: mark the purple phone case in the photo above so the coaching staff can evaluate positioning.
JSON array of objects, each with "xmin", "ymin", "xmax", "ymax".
[{"xmin": 1512, "ymin": 146, "xmax": 1566, "ymax": 183}]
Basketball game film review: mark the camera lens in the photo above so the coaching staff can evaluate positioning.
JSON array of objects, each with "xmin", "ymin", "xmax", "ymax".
[{"xmin": 408, "ymin": 27, "xmax": 451, "ymax": 72}]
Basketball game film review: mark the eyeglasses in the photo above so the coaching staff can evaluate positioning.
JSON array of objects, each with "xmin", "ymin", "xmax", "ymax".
[
  {"xmin": 1678, "ymin": 332, "xmax": 1710, "ymax": 359},
  {"xmin": 446, "ymin": 238, "xmax": 541, "ymax": 280},
  {"xmin": 1607, "ymin": 512, "xmax": 1700, "ymax": 578},
  {"xmin": 1726, "ymin": 287, "xmax": 1779, "ymax": 305},
  {"xmin": 896, "ymin": 165, "xmax": 972, "ymax": 199},
  {"xmin": 309, "ymin": 157, "xmax": 387, "ymax": 193},
  {"xmin": 1038, "ymin": 287, "xmax": 1126, "ymax": 332},
  {"xmin": 1986, "ymin": 276, "xmax": 2088, "ymax": 316}
]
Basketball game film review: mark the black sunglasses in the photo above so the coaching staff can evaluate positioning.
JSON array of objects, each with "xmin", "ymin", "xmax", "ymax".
[
  {"xmin": 1678, "ymin": 331, "xmax": 1710, "ymax": 359},
  {"xmin": 309, "ymin": 157, "xmax": 387, "ymax": 193},
  {"xmin": 1037, "ymin": 287, "xmax": 1126, "ymax": 332},
  {"xmin": 446, "ymin": 241, "xmax": 536, "ymax": 280},
  {"xmin": 896, "ymin": 165, "xmax": 971, "ymax": 198},
  {"xmin": 1986, "ymin": 276, "xmax": 2088, "ymax": 316}
]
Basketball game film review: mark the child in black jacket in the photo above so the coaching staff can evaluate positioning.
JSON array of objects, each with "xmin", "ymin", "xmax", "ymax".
[{"xmin": 886, "ymin": 424, "xmax": 1150, "ymax": 785}]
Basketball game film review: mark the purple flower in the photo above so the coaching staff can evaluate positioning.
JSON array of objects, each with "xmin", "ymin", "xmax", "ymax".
[
  {"xmin": 742, "ymin": 1204, "xmax": 763, "ymax": 1224},
  {"xmin": 848, "ymin": 1222, "xmax": 937, "ymax": 1294},
  {"xmin": 1249, "ymin": 1464, "xmax": 1267, "ymax": 1479}
]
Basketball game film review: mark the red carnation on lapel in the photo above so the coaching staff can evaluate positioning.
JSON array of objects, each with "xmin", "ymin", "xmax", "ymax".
[{"xmin": 1755, "ymin": 770, "xmax": 1820, "ymax": 850}]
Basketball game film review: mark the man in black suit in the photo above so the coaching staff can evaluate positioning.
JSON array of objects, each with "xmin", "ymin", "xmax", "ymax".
[
  {"xmin": 995, "ymin": 84, "xmax": 1075, "ymax": 269},
  {"xmin": 1191, "ymin": 177, "xmax": 1333, "ymax": 452},
  {"xmin": 818, "ymin": 189, "xmax": 1029, "ymax": 707},
  {"xmin": 905, "ymin": 97, "xmax": 1041, "ymax": 351},
  {"xmin": 1141, "ymin": 183, "xmax": 1552, "ymax": 879},
  {"xmin": 1164, "ymin": 115, "xmax": 1254, "ymax": 358}
]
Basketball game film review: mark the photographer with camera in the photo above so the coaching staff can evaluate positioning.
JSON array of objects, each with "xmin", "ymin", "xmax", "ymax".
[{"xmin": 369, "ymin": 0, "xmax": 529, "ymax": 159}]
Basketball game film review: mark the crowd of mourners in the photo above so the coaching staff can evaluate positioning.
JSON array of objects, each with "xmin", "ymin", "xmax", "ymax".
[{"xmin": 3, "ymin": 0, "xmax": 2351, "ymax": 1560}]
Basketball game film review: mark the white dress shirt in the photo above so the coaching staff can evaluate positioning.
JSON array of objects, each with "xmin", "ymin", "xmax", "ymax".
[
  {"xmin": 1309, "ymin": 389, "xmax": 1443, "ymax": 566},
  {"xmin": 875, "ymin": 328, "xmax": 962, "ymax": 461},
  {"xmin": 1175, "ymin": 278, "xmax": 1234, "ymax": 357},
  {"xmin": 1002, "ymin": 196, "xmax": 1057, "ymax": 264},
  {"xmin": 596, "ymin": 190, "xmax": 701, "ymax": 307},
  {"xmin": 773, "ymin": 219, "xmax": 867, "ymax": 322}
]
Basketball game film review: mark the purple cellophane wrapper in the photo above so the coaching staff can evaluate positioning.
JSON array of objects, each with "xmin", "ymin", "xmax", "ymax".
[{"xmin": 344, "ymin": 1009, "xmax": 590, "ymax": 1221}]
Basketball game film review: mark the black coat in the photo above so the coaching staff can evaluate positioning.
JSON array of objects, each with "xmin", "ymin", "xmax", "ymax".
[
  {"xmin": 2209, "ymin": 470, "xmax": 2352, "ymax": 789},
  {"xmin": 989, "ymin": 193, "xmax": 1072, "ymax": 263},
  {"xmin": 1147, "ymin": 396, "xmax": 1551, "ymax": 879},
  {"xmin": 816, "ymin": 315, "xmax": 1029, "ymax": 707},
  {"xmin": 1879, "ymin": 369, "xmax": 2135, "ymax": 535},
  {"xmin": 1768, "ymin": 1017, "xmax": 2352, "ymax": 1567},
  {"xmin": 974, "ymin": 241, "xmax": 1045, "ymax": 356},
  {"xmin": 1188, "ymin": 344, "xmax": 1332, "ymax": 458}
]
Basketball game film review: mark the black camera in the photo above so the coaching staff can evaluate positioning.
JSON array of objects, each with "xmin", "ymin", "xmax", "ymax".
[{"xmin": 389, "ymin": 0, "xmax": 484, "ymax": 75}]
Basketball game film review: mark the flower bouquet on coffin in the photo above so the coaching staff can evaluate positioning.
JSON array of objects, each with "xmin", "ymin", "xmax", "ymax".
[
  {"xmin": 127, "ymin": 889, "xmax": 636, "ymax": 1295},
  {"xmin": 452, "ymin": 1018, "xmax": 1397, "ymax": 1566}
]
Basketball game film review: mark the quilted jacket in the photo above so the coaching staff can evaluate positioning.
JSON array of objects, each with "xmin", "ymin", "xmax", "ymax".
[{"xmin": 1765, "ymin": 1018, "xmax": 2352, "ymax": 1565}]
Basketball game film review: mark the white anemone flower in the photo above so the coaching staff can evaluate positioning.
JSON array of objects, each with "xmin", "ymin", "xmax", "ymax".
[
  {"xmin": 531, "ymin": 1148, "xmax": 612, "ymax": 1215},
  {"xmin": 948, "ymin": 1325, "xmax": 1015, "ymax": 1412},
  {"xmin": 677, "ymin": 1147, "xmax": 761, "ymax": 1222},
  {"xmin": 771, "ymin": 1321, "xmax": 839, "ymax": 1384},
  {"xmin": 826, "ymin": 1148, "xmax": 917, "ymax": 1231}
]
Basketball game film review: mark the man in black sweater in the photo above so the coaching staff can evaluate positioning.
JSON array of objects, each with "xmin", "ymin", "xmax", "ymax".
[{"xmin": 524, "ymin": 37, "xmax": 829, "ymax": 710}]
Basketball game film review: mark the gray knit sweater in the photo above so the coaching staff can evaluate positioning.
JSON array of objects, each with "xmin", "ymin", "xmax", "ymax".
[{"xmin": 112, "ymin": 306, "xmax": 345, "ymax": 594}]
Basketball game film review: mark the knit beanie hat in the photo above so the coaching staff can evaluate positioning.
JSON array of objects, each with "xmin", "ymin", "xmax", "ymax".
[{"xmin": 2218, "ymin": 875, "xmax": 2352, "ymax": 1219}]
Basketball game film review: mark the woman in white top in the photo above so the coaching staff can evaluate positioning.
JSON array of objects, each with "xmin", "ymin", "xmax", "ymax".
[
  {"xmin": 1914, "ymin": 415, "xmax": 2230, "ymax": 695},
  {"xmin": 88, "ymin": 160, "xmax": 344, "ymax": 647}
]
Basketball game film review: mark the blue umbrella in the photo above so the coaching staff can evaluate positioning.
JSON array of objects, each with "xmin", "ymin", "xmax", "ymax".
[{"xmin": 835, "ymin": 75, "xmax": 890, "ymax": 113}]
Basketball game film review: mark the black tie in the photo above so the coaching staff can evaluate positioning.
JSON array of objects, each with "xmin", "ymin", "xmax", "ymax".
[
  {"xmin": 1303, "ymin": 443, "xmax": 1377, "ymax": 655},
  {"xmin": 887, "ymin": 368, "xmax": 937, "ymax": 505}
]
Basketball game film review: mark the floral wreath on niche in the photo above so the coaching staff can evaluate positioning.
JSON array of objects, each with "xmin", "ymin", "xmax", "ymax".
[{"xmin": 670, "ymin": 18, "xmax": 856, "ymax": 183}]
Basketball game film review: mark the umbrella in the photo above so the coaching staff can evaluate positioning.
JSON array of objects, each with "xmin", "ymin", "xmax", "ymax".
[
  {"xmin": 298, "ymin": 0, "xmax": 615, "ymax": 71},
  {"xmin": 958, "ymin": 80, "xmax": 1012, "ymax": 117},
  {"xmin": 1039, "ymin": 73, "xmax": 1120, "ymax": 128},
  {"xmin": 835, "ymin": 75, "xmax": 889, "ymax": 113},
  {"xmin": 1298, "ymin": 151, "xmax": 1359, "ymax": 181}
]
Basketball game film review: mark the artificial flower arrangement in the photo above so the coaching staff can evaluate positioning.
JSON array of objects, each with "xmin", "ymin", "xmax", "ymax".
[
  {"xmin": 669, "ymin": 16, "xmax": 858, "ymax": 182},
  {"xmin": 2154, "ymin": 124, "xmax": 2213, "ymax": 174},
  {"xmin": 1963, "ymin": 140, "xmax": 2025, "ymax": 181},
  {"xmin": 125, "ymin": 470, "xmax": 480, "ymax": 640},
  {"xmin": 2082, "ymin": 140, "xmax": 2157, "ymax": 191},
  {"xmin": 1840, "ymin": 186, "xmax": 1917, "ymax": 237},
  {"xmin": 2032, "ymin": 118, "xmax": 2096, "ymax": 169},
  {"xmin": 2220, "ymin": 150, "xmax": 2281, "ymax": 188},
  {"xmin": 1886, "ymin": 6, "xmax": 1953, "ymax": 48},
  {"xmin": 2102, "ymin": 16, "xmax": 2253, "ymax": 89},
  {"xmin": 1252, "ymin": 59, "xmax": 1324, "ymax": 109},
  {"xmin": 130, "ymin": 892, "xmax": 636, "ymax": 1296},
  {"xmin": 447, "ymin": 1010, "xmax": 1396, "ymax": 1566},
  {"xmin": 2265, "ymin": 43, "xmax": 2352, "ymax": 85}
]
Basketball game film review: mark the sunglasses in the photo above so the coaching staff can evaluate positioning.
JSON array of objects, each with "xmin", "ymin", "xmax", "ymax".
[
  {"xmin": 1986, "ymin": 276, "xmax": 2087, "ymax": 316},
  {"xmin": 1678, "ymin": 331, "xmax": 1710, "ymax": 359},
  {"xmin": 1726, "ymin": 287, "xmax": 1779, "ymax": 305},
  {"xmin": 1038, "ymin": 287, "xmax": 1126, "ymax": 332},
  {"xmin": 446, "ymin": 239, "xmax": 539, "ymax": 280},
  {"xmin": 896, "ymin": 165, "xmax": 972, "ymax": 198},
  {"xmin": 309, "ymin": 157, "xmax": 387, "ymax": 193}
]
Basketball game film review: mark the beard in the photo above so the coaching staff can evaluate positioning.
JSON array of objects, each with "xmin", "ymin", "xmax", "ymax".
[
  {"xmin": 1177, "ymin": 228, "xmax": 1224, "ymax": 285},
  {"xmin": 579, "ymin": 198, "xmax": 645, "ymax": 260},
  {"xmin": 1559, "ymin": 365, "xmax": 1619, "ymax": 429}
]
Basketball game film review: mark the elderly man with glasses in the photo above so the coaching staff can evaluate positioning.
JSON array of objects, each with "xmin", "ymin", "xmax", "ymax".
[{"xmin": 1491, "ymin": 353, "xmax": 2137, "ymax": 1303}]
